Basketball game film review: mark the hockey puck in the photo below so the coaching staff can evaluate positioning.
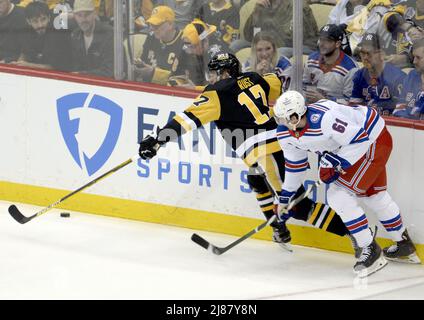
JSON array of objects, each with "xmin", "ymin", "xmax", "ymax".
[{"xmin": 60, "ymin": 212, "xmax": 70, "ymax": 218}]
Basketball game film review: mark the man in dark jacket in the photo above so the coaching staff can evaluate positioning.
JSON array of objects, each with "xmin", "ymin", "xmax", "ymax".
[
  {"xmin": 11, "ymin": 1, "xmax": 73, "ymax": 71},
  {"xmin": 232, "ymin": 0, "xmax": 319, "ymax": 55},
  {"xmin": 0, "ymin": 0, "xmax": 27, "ymax": 63},
  {"xmin": 71, "ymin": 0, "xmax": 114, "ymax": 77}
]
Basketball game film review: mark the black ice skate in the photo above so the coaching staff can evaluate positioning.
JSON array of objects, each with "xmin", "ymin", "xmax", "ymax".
[
  {"xmin": 348, "ymin": 234, "xmax": 361, "ymax": 259},
  {"xmin": 383, "ymin": 230, "xmax": 421, "ymax": 264},
  {"xmin": 271, "ymin": 220, "xmax": 293, "ymax": 252},
  {"xmin": 354, "ymin": 240, "xmax": 387, "ymax": 278},
  {"xmin": 348, "ymin": 226, "xmax": 378, "ymax": 259}
]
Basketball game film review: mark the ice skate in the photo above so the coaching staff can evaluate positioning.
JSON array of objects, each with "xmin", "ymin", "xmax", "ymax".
[
  {"xmin": 383, "ymin": 230, "xmax": 421, "ymax": 264},
  {"xmin": 271, "ymin": 220, "xmax": 293, "ymax": 252},
  {"xmin": 348, "ymin": 226, "xmax": 378, "ymax": 259},
  {"xmin": 354, "ymin": 239, "xmax": 387, "ymax": 278}
]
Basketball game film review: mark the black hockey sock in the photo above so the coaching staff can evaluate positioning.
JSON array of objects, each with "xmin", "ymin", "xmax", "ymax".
[
  {"xmin": 256, "ymin": 191, "xmax": 275, "ymax": 221},
  {"xmin": 290, "ymin": 194, "xmax": 349, "ymax": 237}
]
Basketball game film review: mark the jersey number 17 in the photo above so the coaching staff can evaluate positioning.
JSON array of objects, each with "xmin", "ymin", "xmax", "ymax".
[{"xmin": 238, "ymin": 84, "xmax": 270, "ymax": 125}]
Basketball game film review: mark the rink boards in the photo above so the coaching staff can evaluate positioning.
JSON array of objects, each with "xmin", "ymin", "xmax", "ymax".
[{"xmin": 0, "ymin": 68, "xmax": 423, "ymax": 261}]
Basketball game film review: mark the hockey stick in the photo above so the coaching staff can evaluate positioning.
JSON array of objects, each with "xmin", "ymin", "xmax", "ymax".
[
  {"xmin": 8, "ymin": 155, "xmax": 140, "ymax": 224},
  {"xmin": 191, "ymin": 180, "xmax": 321, "ymax": 255}
]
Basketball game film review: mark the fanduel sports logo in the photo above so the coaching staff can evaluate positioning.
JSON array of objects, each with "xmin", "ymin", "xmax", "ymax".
[{"xmin": 57, "ymin": 93, "xmax": 123, "ymax": 176}]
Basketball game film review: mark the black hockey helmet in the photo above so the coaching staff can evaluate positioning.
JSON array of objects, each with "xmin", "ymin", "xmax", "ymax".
[{"xmin": 207, "ymin": 52, "xmax": 241, "ymax": 78}]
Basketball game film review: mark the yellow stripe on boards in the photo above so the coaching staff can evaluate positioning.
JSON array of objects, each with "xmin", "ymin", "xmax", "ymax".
[{"xmin": 0, "ymin": 180, "xmax": 422, "ymax": 264}]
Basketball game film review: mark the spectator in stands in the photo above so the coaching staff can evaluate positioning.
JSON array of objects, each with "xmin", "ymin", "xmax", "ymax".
[
  {"xmin": 232, "ymin": 0, "xmax": 319, "ymax": 55},
  {"xmin": 156, "ymin": 0, "xmax": 206, "ymax": 30},
  {"xmin": 70, "ymin": 0, "xmax": 114, "ymax": 77},
  {"xmin": 242, "ymin": 31, "xmax": 292, "ymax": 91},
  {"xmin": 0, "ymin": 0, "xmax": 27, "ymax": 63},
  {"xmin": 196, "ymin": 0, "xmax": 240, "ymax": 46},
  {"xmin": 303, "ymin": 24, "xmax": 359, "ymax": 105},
  {"xmin": 31, "ymin": 1, "xmax": 75, "ymax": 10},
  {"xmin": 10, "ymin": 1, "xmax": 72, "ymax": 71},
  {"xmin": 135, "ymin": 5, "xmax": 189, "ymax": 85},
  {"xmin": 393, "ymin": 39, "xmax": 424, "ymax": 120},
  {"xmin": 97, "ymin": 0, "xmax": 113, "ymax": 23},
  {"xmin": 378, "ymin": 1, "xmax": 419, "ymax": 68},
  {"xmin": 134, "ymin": 0, "xmax": 154, "ymax": 30},
  {"xmin": 383, "ymin": 0, "xmax": 424, "ymax": 31},
  {"xmin": 340, "ymin": 0, "xmax": 390, "ymax": 51},
  {"xmin": 407, "ymin": 26, "xmax": 424, "ymax": 43},
  {"xmin": 176, "ymin": 18, "xmax": 229, "ymax": 87},
  {"xmin": 231, "ymin": 0, "xmax": 247, "ymax": 10},
  {"xmin": 327, "ymin": 0, "xmax": 367, "ymax": 27},
  {"xmin": 350, "ymin": 33, "xmax": 406, "ymax": 115}
]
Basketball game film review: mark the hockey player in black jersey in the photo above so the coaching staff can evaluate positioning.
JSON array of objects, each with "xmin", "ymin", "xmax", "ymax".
[{"xmin": 138, "ymin": 52, "xmax": 351, "ymax": 249}]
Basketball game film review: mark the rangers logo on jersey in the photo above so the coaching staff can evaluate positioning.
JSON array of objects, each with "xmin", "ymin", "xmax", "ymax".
[{"xmin": 311, "ymin": 113, "xmax": 322, "ymax": 123}]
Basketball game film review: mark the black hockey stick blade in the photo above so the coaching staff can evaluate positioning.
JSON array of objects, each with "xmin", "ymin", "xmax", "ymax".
[
  {"xmin": 191, "ymin": 233, "xmax": 210, "ymax": 250},
  {"xmin": 191, "ymin": 233, "xmax": 222, "ymax": 255},
  {"xmin": 8, "ymin": 205, "xmax": 34, "ymax": 224},
  {"xmin": 191, "ymin": 216, "xmax": 276, "ymax": 255},
  {"xmin": 7, "ymin": 155, "xmax": 138, "ymax": 225}
]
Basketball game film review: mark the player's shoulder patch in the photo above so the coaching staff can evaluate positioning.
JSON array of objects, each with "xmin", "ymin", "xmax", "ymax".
[{"xmin": 310, "ymin": 112, "xmax": 322, "ymax": 124}]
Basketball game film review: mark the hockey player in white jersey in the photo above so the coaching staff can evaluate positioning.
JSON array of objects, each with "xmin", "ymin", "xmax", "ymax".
[{"xmin": 273, "ymin": 91, "xmax": 420, "ymax": 277}]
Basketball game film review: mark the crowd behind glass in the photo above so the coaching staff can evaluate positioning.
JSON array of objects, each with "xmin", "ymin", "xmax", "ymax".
[{"xmin": 1, "ymin": 0, "xmax": 423, "ymax": 119}]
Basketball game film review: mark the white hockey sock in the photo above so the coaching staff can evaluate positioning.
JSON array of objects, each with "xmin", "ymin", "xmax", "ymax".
[
  {"xmin": 362, "ymin": 191, "xmax": 405, "ymax": 242},
  {"xmin": 344, "ymin": 214, "xmax": 373, "ymax": 248},
  {"xmin": 327, "ymin": 185, "xmax": 373, "ymax": 248}
]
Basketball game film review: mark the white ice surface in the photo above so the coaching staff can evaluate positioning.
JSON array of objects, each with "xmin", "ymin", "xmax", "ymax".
[{"xmin": 1, "ymin": 200, "xmax": 423, "ymax": 300}]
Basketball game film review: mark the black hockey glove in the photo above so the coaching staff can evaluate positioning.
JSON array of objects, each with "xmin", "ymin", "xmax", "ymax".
[{"xmin": 139, "ymin": 129, "xmax": 162, "ymax": 160}]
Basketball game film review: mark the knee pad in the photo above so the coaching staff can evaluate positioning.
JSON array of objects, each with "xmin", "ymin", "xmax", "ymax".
[
  {"xmin": 327, "ymin": 184, "xmax": 364, "ymax": 222},
  {"xmin": 362, "ymin": 191, "xmax": 399, "ymax": 218},
  {"xmin": 247, "ymin": 173, "xmax": 270, "ymax": 194}
]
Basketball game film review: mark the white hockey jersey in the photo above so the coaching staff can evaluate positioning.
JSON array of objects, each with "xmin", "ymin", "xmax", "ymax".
[{"xmin": 276, "ymin": 100, "xmax": 385, "ymax": 193}]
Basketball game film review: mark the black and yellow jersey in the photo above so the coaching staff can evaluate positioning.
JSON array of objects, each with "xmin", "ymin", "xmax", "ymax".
[
  {"xmin": 197, "ymin": 1, "xmax": 240, "ymax": 44},
  {"xmin": 384, "ymin": 0, "xmax": 424, "ymax": 30},
  {"xmin": 140, "ymin": 30, "xmax": 189, "ymax": 85},
  {"xmin": 160, "ymin": 72, "xmax": 283, "ymax": 166}
]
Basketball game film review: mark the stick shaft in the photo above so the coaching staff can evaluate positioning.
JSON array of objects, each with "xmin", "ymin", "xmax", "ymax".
[
  {"xmin": 33, "ymin": 157, "xmax": 136, "ymax": 218},
  {"xmin": 192, "ymin": 181, "xmax": 320, "ymax": 255}
]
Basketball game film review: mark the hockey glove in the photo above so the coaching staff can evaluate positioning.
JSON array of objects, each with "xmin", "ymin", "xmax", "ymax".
[
  {"xmin": 275, "ymin": 189, "xmax": 296, "ymax": 221},
  {"xmin": 138, "ymin": 128, "xmax": 163, "ymax": 160},
  {"xmin": 319, "ymin": 152, "xmax": 344, "ymax": 184}
]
